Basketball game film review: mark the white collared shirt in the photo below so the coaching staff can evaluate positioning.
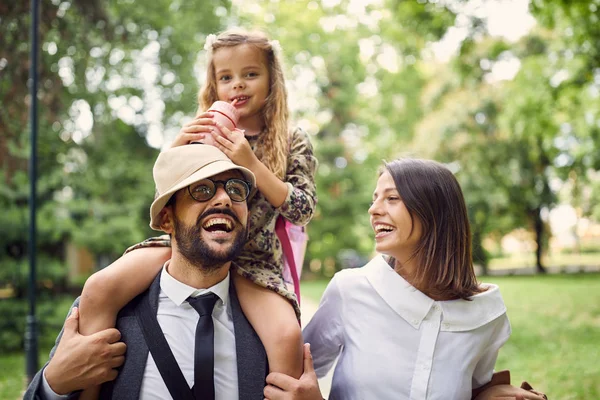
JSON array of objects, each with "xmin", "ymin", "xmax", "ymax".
[
  {"xmin": 140, "ymin": 263, "xmax": 238, "ymax": 400},
  {"xmin": 303, "ymin": 255, "xmax": 511, "ymax": 400},
  {"xmin": 41, "ymin": 264, "xmax": 238, "ymax": 400}
]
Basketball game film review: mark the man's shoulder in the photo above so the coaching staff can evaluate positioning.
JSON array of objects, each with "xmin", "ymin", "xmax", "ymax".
[{"xmin": 116, "ymin": 291, "xmax": 148, "ymax": 321}]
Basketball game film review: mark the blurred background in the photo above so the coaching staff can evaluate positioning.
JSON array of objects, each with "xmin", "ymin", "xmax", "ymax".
[{"xmin": 1, "ymin": 0, "xmax": 599, "ymax": 398}]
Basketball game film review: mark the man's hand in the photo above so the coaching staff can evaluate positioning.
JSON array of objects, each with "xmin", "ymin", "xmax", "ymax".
[
  {"xmin": 263, "ymin": 343, "xmax": 324, "ymax": 400},
  {"xmin": 475, "ymin": 384, "xmax": 547, "ymax": 400},
  {"xmin": 44, "ymin": 307, "xmax": 126, "ymax": 395}
]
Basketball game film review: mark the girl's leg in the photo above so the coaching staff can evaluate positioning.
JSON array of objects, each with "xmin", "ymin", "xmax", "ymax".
[
  {"xmin": 78, "ymin": 246, "xmax": 171, "ymax": 400},
  {"xmin": 233, "ymin": 274, "xmax": 303, "ymax": 379}
]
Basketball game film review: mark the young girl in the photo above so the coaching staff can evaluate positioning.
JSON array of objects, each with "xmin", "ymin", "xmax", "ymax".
[
  {"xmin": 78, "ymin": 28, "xmax": 317, "ymax": 396},
  {"xmin": 303, "ymin": 158, "xmax": 510, "ymax": 400}
]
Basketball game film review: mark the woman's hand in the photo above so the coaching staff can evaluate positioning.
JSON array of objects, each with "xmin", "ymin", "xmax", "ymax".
[
  {"xmin": 264, "ymin": 344, "xmax": 324, "ymax": 400},
  {"xmin": 474, "ymin": 384, "xmax": 547, "ymax": 400},
  {"xmin": 170, "ymin": 112, "xmax": 216, "ymax": 148},
  {"xmin": 211, "ymin": 122, "xmax": 259, "ymax": 170}
]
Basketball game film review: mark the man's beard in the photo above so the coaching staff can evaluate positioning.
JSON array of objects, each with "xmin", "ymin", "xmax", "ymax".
[{"xmin": 173, "ymin": 208, "xmax": 246, "ymax": 273}]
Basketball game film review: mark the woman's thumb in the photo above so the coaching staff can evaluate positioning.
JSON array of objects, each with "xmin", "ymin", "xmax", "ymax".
[{"xmin": 303, "ymin": 343, "xmax": 315, "ymax": 374}]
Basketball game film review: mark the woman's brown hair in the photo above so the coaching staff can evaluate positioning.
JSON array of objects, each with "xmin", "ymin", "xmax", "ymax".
[
  {"xmin": 384, "ymin": 158, "xmax": 484, "ymax": 300},
  {"xmin": 198, "ymin": 28, "xmax": 289, "ymax": 179}
]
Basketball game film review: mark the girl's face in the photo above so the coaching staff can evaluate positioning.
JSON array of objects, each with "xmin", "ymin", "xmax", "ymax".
[
  {"xmin": 212, "ymin": 44, "xmax": 270, "ymax": 129},
  {"xmin": 368, "ymin": 171, "xmax": 422, "ymax": 262}
]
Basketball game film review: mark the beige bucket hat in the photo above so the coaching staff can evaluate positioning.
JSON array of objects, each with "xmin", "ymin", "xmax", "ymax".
[{"xmin": 149, "ymin": 144, "xmax": 256, "ymax": 230}]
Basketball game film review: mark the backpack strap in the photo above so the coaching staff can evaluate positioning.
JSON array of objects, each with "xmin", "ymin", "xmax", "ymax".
[{"xmin": 276, "ymin": 216, "xmax": 301, "ymax": 305}]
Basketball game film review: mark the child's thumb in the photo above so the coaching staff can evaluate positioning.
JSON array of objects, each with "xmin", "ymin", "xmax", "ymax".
[
  {"xmin": 303, "ymin": 343, "xmax": 315, "ymax": 375},
  {"xmin": 62, "ymin": 306, "xmax": 80, "ymax": 337}
]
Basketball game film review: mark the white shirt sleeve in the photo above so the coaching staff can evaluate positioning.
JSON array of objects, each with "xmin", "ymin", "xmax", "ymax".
[
  {"xmin": 41, "ymin": 368, "xmax": 70, "ymax": 399},
  {"xmin": 302, "ymin": 275, "xmax": 344, "ymax": 378},
  {"xmin": 472, "ymin": 314, "xmax": 512, "ymax": 389}
]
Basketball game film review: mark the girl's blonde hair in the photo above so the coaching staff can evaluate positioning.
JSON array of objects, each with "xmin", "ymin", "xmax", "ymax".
[{"xmin": 198, "ymin": 28, "xmax": 289, "ymax": 180}]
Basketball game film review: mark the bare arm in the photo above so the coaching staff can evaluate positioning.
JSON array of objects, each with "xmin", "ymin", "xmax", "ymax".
[
  {"xmin": 79, "ymin": 246, "xmax": 171, "ymax": 335},
  {"xmin": 77, "ymin": 246, "xmax": 170, "ymax": 400},
  {"xmin": 233, "ymin": 274, "xmax": 303, "ymax": 379},
  {"xmin": 264, "ymin": 344, "xmax": 324, "ymax": 400}
]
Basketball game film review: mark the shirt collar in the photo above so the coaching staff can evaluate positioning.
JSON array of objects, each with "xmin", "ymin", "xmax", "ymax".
[
  {"xmin": 160, "ymin": 261, "xmax": 230, "ymax": 308},
  {"xmin": 364, "ymin": 255, "xmax": 506, "ymax": 331}
]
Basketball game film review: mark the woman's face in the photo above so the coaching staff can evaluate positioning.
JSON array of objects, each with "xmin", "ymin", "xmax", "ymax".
[{"xmin": 368, "ymin": 171, "xmax": 422, "ymax": 262}]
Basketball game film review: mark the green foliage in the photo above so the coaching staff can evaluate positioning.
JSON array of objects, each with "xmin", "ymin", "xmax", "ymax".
[
  {"xmin": 418, "ymin": 1, "xmax": 600, "ymax": 271},
  {"xmin": 0, "ymin": 295, "xmax": 74, "ymax": 353},
  {"xmin": 236, "ymin": 0, "xmax": 462, "ymax": 274},
  {"xmin": 0, "ymin": 0, "xmax": 229, "ymax": 297},
  {"xmin": 2, "ymin": 0, "xmax": 599, "ymax": 288}
]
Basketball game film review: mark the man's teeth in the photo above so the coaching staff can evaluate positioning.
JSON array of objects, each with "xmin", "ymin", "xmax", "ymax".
[
  {"xmin": 203, "ymin": 218, "xmax": 233, "ymax": 231},
  {"xmin": 375, "ymin": 224, "xmax": 393, "ymax": 233}
]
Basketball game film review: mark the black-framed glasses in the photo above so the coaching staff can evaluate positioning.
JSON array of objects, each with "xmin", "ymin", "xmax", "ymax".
[{"xmin": 188, "ymin": 178, "xmax": 251, "ymax": 203}]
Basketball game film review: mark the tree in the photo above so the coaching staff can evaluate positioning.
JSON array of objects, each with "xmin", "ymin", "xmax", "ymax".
[
  {"xmin": 0, "ymin": 0, "xmax": 228, "ymax": 294},
  {"xmin": 235, "ymin": 0, "xmax": 461, "ymax": 274}
]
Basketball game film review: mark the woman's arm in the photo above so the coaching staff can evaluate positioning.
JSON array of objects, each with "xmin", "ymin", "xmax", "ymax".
[{"xmin": 302, "ymin": 274, "xmax": 344, "ymax": 378}]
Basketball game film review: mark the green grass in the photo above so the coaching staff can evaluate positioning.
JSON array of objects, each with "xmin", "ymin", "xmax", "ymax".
[
  {"xmin": 0, "ymin": 296, "xmax": 73, "ymax": 400},
  {"xmin": 301, "ymin": 273, "xmax": 600, "ymax": 400},
  {"xmin": 0, "ymin": 353, "xmax": 26, "ymax": 400},
  {"xmin": 488, "ymin": 252, "xmax": 600, "ymax": 270}
]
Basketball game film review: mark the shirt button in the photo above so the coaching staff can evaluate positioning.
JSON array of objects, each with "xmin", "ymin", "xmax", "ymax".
[
  {"xmin": 442, "ymin": 323, "xmax": 449, "ymax": 329},
  {"xmin": 412, "ymin": 319, "xmax": 418, "ymax": 325}
]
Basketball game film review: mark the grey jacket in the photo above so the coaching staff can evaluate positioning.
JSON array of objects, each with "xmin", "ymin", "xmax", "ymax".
[{"xmin": 24, "ymin": 271, "xmax": 268, "ymax": 399}]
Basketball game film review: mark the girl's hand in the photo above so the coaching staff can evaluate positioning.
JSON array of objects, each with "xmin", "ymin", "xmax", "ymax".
[
  {"xmin": 211, "ymin": 122, "xmax": 259, "ymax": 169},
  {"xmin": 170, "ymin": 112, "xmax": 216, "ymax": 148}
]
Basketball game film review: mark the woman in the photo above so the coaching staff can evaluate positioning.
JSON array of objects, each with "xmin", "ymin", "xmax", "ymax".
[{"xmin": 264, "ymin": 158, "xmax": 547, "ymax": 400}]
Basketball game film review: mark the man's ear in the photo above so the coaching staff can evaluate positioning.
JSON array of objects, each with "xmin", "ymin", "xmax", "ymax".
[{"xmin": 158, "ymin": 207, "xmax": 175, "ymax": 234}]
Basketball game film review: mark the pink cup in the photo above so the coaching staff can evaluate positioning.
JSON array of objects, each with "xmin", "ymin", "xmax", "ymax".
[
  {"xmin": 208, "ymin": 101, "xmax": 239, "ymax": 133},
  {"xmin": 192, "ymin": 101, "xmax": 243, "ymax": 146}
]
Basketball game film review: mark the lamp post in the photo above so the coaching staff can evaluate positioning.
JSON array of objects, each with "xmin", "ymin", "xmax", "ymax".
[{"xmin": 25, "ymin": 0, "xmax": 40, "ymax": 382}]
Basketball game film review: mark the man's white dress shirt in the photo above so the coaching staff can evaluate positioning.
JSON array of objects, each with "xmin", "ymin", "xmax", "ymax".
[
  {"xmin": 42, "ymin": 264, "xmax": 238, "ymax": 400},
  {"xmin": 303, "ymin": 255, "xmax": 511, "ymax": 400}
]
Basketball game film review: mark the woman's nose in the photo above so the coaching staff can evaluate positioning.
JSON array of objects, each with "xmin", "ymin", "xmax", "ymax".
[{"xmin": 368, "ymin": 200, "xmax": 381, "ymax": 215}]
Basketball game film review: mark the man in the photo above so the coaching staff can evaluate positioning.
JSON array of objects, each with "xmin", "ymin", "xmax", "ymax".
[{"xmin": 24, "ymin": 144, "xmax": 271, "ymax": 399}]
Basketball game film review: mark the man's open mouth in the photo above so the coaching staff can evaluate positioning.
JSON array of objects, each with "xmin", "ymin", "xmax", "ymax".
[{"xmin": 202, "ymin": 218, "xmax": 233, "ymax": 233}]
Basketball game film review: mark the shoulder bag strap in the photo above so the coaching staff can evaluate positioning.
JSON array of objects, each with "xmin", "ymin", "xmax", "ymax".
[{"xmin": 135, "ymin": 293, "xmax": 195, "ymax": 400}]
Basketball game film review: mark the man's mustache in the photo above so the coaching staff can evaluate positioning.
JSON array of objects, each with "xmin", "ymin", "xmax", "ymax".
[{"xmin": 197, "ymin": 207, "xmax": 242, "ymax": 226}]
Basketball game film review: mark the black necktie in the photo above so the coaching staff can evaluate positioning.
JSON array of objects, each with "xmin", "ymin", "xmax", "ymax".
[{"xmin": 187, "ymin": 293, "xmax": 219, "ymax": 400}]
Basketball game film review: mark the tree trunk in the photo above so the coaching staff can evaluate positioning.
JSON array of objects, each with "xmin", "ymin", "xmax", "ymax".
[
  {"xmin": 472, "ymin": 228, "xmax": 488, "ymax": 276},
  {"xmin": 534, "ymin": 208, "xmax": 547, "ymax": 273}
]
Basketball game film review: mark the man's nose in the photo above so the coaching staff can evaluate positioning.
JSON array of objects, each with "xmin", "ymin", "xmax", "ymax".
[{"xmin": 210, "ymin": 186, "xmax": 233, "ymax": 207}]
